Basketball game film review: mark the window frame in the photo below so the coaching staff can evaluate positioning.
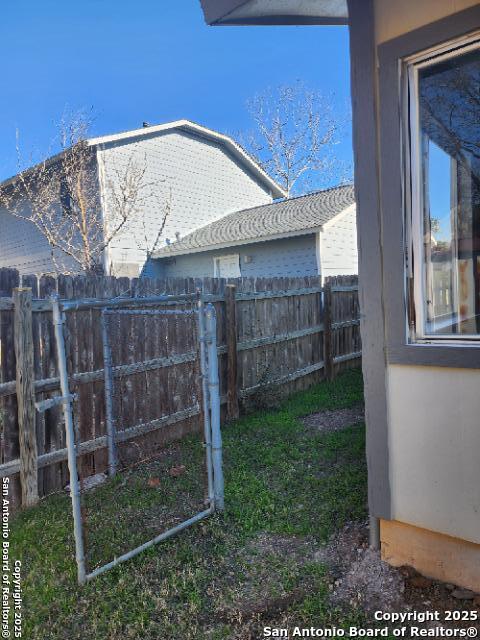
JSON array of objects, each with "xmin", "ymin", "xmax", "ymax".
[
  {"xmin": 405, "ymin": 34, "xmax": 480, "ymax": 344},
  {"xmin": 377, "ymin": 5, "xmax": 480, "ymax": 369}
]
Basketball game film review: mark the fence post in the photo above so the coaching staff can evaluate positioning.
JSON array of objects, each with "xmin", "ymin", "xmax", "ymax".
[
  {"xmin": 13, "ymin": 287, "xmax": 38, "ymax": 507},
  {"xmin": 225, "ymin": 285, "xmax": 239, "ymax": 421},
  {"xmin": 323, "ymin": 281, "xmax": 334, "ymax": 381}
]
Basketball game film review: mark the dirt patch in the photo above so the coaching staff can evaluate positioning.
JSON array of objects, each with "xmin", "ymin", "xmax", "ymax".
[
  {"xmin": 245, "ymin": 532, "xmax": 318, "ymax": 565},
  {"xmin": 318, "ymin": 521, "xmax": 480, "ymax": 631},
  {"xmin": 207, "ymin": 523, "xmax": 480, "ymax": 639},
  {"xmin": 312, "ymin": 520, "xmax": 404, "ymax": 614},
  {"xmin": 210, "ymin": 533, "xmax": 320, "ymax": 625},
  {"xmin": 302, "ymin": 405, "xmax": 364, "ymax": 433}
]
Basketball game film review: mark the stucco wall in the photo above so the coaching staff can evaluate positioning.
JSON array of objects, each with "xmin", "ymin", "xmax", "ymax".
[
  {"xmin": 374, "ymin": 0, "xmax": 479, "ymax": 43},
  {"xmin": 320, "ymin": 204, "xmax": 358, "ymax": 280},
  {"xmin": 374, "ymin": 0, "xmax": 480, "ymax": 544},
  {"xmin": 387, "ymin": 365, "xmax": 480, "ymax": 544},
  {"xmin": 98, "ymin": 130, "xmax": 272, "ymax": 277},
  {"xmin": 152, "ymin": 234, "xmax": 319, "ymax": 279}
]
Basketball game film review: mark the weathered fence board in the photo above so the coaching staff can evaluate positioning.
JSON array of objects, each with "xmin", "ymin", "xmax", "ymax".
[
  {"xmin": 13, "ymin": 288, "xmax": 38, "ymax": 506},
  {"xmin": 0, "ymin": 268, "xmax": 360, "ymax": 507},
  {"xmin": 0, "ymin": 269, "xmax": 21, "ymax": 506}
]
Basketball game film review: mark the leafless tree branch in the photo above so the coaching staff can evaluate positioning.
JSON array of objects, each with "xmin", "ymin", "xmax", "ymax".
[
  {"xmin": 0, "ymin": 109, "xmax": 169, "ymax": 275},
  {"xmin": 241, "ymin": 82, "xmax": 351, "ymax": 197}
]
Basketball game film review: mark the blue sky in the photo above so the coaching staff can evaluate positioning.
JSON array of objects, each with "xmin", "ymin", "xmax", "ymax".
[{"xmin": 0, "ymin": 0, "xmax": 352, "ymax": 182}]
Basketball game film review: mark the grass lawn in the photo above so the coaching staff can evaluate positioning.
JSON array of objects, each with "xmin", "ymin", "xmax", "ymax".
[{"xmin": 12, "ymin": 369, "xmax": 367, "ymax": 639}]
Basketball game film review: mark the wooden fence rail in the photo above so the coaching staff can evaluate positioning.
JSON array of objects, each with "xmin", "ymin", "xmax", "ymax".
[{"xmin": 0, "ymin": 269, "xmax": 360, "ymax": 508}]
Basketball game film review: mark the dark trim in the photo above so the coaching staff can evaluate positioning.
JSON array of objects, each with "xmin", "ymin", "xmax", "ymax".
[
  {"xmin": 199, "ymin": 0, "xmax": 348, "ymax": 26},
  {"xmin": 347, "ymin": 0, "xmax": 391, "ymax": 520},
  {"xmin": 199, "ymin": 0, "xmax": 248, "ymax": 25},
  {"xmin": 378, "ymin": 5, "xmax": 480, "ymax": 370},
  {"xmin": 208, "ymin": 16, "xmax": 348, "ymax": 26}
]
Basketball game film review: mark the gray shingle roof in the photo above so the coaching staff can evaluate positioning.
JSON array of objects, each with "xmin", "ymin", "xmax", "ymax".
[{"xmin": 154, "ymin": 184, "xmax": 355, "ymax": 258}]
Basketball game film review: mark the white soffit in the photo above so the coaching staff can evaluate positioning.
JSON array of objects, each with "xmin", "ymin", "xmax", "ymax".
[{"xmin": 221, "ymin": 0, "xmax": 348, "ymax": 24}]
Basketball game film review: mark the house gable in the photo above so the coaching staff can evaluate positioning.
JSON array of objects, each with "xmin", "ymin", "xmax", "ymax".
[
  {"xmin": 98, "ymin": 128, "xmax": 275, "ymax": 276},
  {"xmin": 0, "ymin": 121, "xmax": 282, "ymax": 277}
]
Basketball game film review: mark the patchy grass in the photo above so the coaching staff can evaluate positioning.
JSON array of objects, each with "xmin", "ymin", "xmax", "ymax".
[{"xmin": 12, "ymin": 369, "xmax": 366, "ymax": 639}]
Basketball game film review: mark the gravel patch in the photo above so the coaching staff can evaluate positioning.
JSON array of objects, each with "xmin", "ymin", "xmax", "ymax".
[
  {"xmin": 313, "ymin": 520, "xmax": 404, "ymax": 614},
  {"xmin": 332, "ymin": 547, "xmax": 405, "ymax": 613}
]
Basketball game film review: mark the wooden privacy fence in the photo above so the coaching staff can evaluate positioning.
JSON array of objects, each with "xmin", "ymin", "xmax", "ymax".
[{"xmin": 0, "ymin": 269, "xmax": 360, "ymax": 508}]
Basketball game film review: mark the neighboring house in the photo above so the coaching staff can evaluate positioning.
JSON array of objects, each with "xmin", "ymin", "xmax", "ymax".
[
  {"xmin": 151, "ymin": 186, "xmax": 356, "ymax": 281},
  {"xmin": 0, "ymin": 120, "xmax": 284, "ymax": 276},
  {"xmin": 200, "ymin": 1, "xmax": 480, "ymax": 591}
]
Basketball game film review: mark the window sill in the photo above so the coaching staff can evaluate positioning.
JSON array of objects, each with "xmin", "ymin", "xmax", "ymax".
[{"xmin": 416, "ymin": 338, "xmax": 480, "ymax": 346}]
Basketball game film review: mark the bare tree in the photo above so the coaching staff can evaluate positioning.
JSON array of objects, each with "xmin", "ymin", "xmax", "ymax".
[
  {"xmin": 243, "ymin": 82, "xmax": 350, "ymax": 197},
  {"xmin": 0, "ymin": 110, "xmax": 168, "ymax": 274}
]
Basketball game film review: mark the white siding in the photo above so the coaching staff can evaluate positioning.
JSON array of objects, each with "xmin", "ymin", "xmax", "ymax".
[
  {"xmin": 0, "ymin": 155, "xmax": 99, "ymax": 276},
  {"xmin": 319, "ymin": 204, "xmax": 358, "ymax": 280},
  {"xmin": 151, "ymin": 234, "xmax": 318, "ymax": 279},
  {"xmin": 0, "ymin": 200, "xmax": 76, "ymax": 275},
  {"xmin": 98, "ymin": 130, "xmax": 272, "ymax": 277}
]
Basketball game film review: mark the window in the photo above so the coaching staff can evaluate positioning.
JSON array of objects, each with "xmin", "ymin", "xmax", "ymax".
[
  {"xmin": 213, "ymin": 254, "xmax": 241, "ymax": 278},
  {"xmin": 60, "ymin": 179, "xmax": 73, "ymax": 216},
  {"xmin": 407, "ymin": 37, "xmax": 480, "ymax": 341}
]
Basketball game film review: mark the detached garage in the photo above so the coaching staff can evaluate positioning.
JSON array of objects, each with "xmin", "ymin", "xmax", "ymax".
[{"xmin": 150, "ymin": 185, "xmax": 357, "ymax": 281}]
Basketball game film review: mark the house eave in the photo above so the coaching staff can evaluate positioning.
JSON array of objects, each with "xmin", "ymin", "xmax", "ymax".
[
  {"xmin": 153, "ymin": 226, "xmax": 322, "ymax": 260},
  {"xmin": 200, "ymin": 0, "xmax": 348, "ymax": 26}
]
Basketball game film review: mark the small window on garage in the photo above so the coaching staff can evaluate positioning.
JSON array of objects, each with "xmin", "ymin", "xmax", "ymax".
[
  {"xmin": 213, "ymin": 254, "xmax": 241, "ymax": 278},
  {"xmin": 407, "ymin": 36, "xmax": 480, "ymax": 341}
]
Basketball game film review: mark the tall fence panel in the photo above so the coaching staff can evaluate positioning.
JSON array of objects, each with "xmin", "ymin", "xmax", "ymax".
[{"xmin": 0, "ymin": 269, "xmax": 360, "ymax": 508}]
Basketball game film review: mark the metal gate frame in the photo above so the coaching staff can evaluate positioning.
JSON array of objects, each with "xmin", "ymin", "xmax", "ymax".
[{"xmin": 49, "ymin": 292, "xmax": 223, "ymax": 585}]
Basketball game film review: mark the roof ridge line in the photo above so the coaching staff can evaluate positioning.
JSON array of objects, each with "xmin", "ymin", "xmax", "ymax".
[
  {"xmin": 155, "ymin": 184, "xmax": 355, "ymax": 257},
  {"xmin": 205, "ymin": 182, "xmax": 354, "ymax": 219}
]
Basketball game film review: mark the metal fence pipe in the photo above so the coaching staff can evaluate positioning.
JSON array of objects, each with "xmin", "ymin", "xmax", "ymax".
[
  {"xmin": 85, "ymin": 505, "xmax": 214, "ymax": 582},
  {"xmin": 50, "ymin": 294, "xmax": 87, "ymax": 585},
  {"xmin": 205, "ymin": 304, "xmax": 224, "ymax": 511},
  {"xmin": 197, "ymin": 296, "xmax": 214, "ymax": 506},
  {"xmin": 100, "ymin": 310, "xmax": 117, "ymax": 476}
]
